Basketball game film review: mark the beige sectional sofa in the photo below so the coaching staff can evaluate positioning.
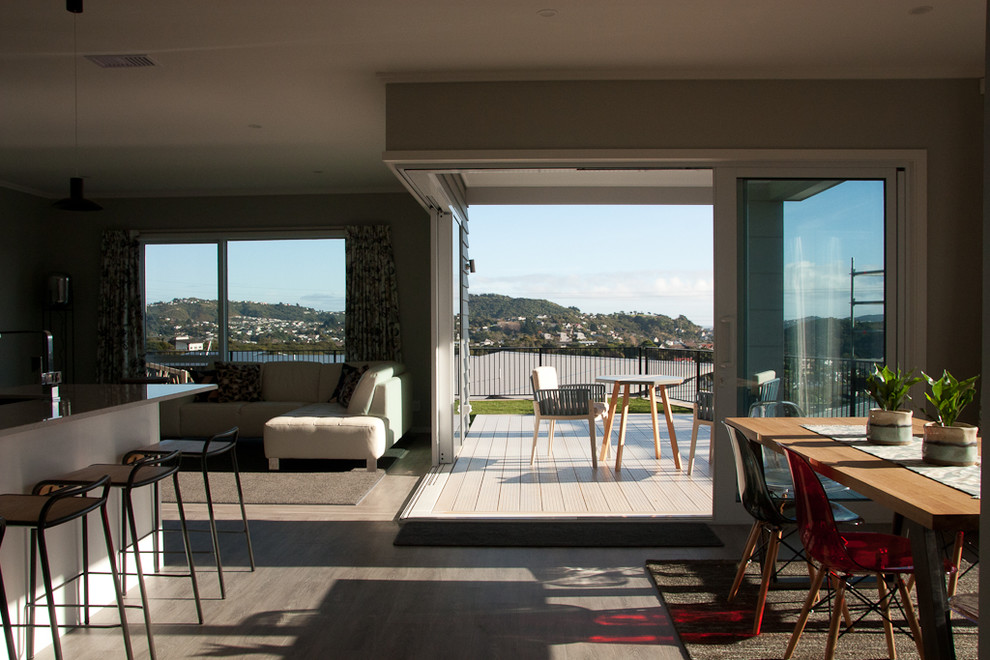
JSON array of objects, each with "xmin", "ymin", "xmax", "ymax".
[{"xmin": 159, "ymin": 360, "xmax": 411, "ymax": 471}]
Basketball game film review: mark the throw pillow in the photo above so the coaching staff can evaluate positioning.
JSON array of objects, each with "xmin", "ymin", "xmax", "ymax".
[
  {"xmin": 215, "ymin": 362, "xmax": 262, "ymax": 403},
  {"xmin": 189, "ymin": 368, "xmax": 219, "ymax": 402},
  {"xmin": 331, "ymin": 363, "xmax": 367, "ymax": 407}
]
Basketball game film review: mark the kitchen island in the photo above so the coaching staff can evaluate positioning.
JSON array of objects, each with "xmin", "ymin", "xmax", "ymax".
[{"xmin": 0, "ymin": 383, "xmax": 214, "ymax": 656}]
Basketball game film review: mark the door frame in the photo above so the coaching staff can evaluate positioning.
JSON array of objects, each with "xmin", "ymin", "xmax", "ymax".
[{"xmin": 385, "ymin": 149, "xmax": 927, "ymax": 523}]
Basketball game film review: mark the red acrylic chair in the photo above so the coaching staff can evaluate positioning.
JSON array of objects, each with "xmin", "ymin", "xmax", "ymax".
[{"xmin": 782, "ymin": 447, "xmax": 925, "ymax": 660}]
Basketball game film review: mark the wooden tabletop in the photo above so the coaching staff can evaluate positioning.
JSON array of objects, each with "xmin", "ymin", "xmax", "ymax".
[
  {"xmin": 595, "ymin": 374, "xmax": 684, "ymax": 386},
  {"xmin": 725, "ymin": 417, "xmax": 980, "ymax": 532}
]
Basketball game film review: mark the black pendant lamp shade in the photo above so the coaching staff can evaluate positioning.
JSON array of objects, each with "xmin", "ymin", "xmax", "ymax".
[{"xmin": 53, "ymin": 177, "xmax": 102, "ymax": 212}]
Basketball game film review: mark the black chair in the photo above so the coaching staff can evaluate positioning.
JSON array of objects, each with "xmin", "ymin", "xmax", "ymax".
[
  {"xmin": 0, "ymin": 476, "xmax": 134, "ymax": 660},
  {"xmin": 723, "ymin": 422, "xmax": 862, "ymax": 635},
  {"xmin": 748, "ymin": 400, "xmax": 865, "ymax": 501},
  {"xmin": 145, "ymin": 427, "xmax": 255, "ymax": 598}
]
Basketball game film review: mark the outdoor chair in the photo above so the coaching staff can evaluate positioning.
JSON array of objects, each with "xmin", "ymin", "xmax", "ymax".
[
  {"xmin": 782, "ymin": 447, "xmax": 926, "ymax": 660},
  {"xmin": 723, "ymin": 423, "xmax": 861, "ymax": 635},
  {"xmin": 530, "ymin": 367, "xmax": 607, "ymax": 469},
  {"xmin": 687, "ymin": 372, "xmax": 713, "ymax": 475}
]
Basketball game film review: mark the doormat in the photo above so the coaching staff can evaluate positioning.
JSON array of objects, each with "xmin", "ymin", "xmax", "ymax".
[
  {"xmin": 647, "ymin": 559, "xmax": 978, "ymax": 659},
  {"xmin": 393, "ymin": 520, "xmax": 722, "ymax": 547}
]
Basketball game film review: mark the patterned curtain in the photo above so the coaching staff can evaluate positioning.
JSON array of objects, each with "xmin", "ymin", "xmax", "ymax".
[
  {"xmin": 95, "ymin": 229, "xmax": 145, "ymax": 383},
  {"xmin": 345, "ymin": 225, "xmax": 403, "ymax": 362}
]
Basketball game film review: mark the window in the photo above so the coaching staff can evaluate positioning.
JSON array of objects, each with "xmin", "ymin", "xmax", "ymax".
[{"xmin": 143, "ymin": 236, "xmax": 345, "ymax": 367}]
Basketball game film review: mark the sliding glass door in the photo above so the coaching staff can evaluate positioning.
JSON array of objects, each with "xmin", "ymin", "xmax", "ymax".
[
  {"xmin": 737, "ymin": 178, "xmax": 889, "ymax": 417},
  {"xmin": 711, "ymin": 166, "xmax": 920, "ymax": 521}
]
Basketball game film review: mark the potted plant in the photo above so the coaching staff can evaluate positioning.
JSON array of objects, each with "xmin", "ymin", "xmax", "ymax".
[
  {"xmin": 921, "ymin": 370, "xmax": 980, "ymax": 466},
  {"xmin": 864, "ymin": 364, "xmax": 922, "ymax": 445}
]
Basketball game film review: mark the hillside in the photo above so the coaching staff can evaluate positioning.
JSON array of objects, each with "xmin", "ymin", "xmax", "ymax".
[
  {"xmin": 145, "ymin": 298, "xmax": 345, "ymax": 349},
  {"xmin": 468, "ymin": 294, "xmax": 711, "ymax": 348}
]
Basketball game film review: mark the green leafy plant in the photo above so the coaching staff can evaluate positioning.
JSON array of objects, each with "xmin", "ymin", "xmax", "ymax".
[
  {"xmin": 864, "ymin": 364, "xmax": 923, "ymax": 411},
  {"xmin": 923, "ymin": 370, "xmax": 979, "ymax": 427}
]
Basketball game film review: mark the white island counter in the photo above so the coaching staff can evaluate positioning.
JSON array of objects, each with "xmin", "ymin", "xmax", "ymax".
[{"xmin": 0, "ymin": 383, "xmax": 214, "ymax": 657}]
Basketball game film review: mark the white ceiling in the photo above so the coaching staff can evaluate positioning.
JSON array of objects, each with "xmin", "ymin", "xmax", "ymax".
[{"xmin": 0, "ymin": 1, "xmax": 984, "ymax": 199}]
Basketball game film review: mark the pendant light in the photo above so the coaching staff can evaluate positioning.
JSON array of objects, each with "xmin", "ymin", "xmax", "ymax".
[{"xmin": 53, "ymin": 0, "xmax": 102, "ymax": 211}]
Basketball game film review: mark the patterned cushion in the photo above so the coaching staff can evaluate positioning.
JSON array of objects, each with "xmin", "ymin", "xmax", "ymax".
[
  {"xmin": 189, "ymin": 368, "xmax": 219, "ymax": 402},
  {"xmin": 331, "ymin": 363, "xmax": 367, "ymax": 407},
  {"xmin": 215, "ymin": 362, "xmax": 262, "ymax": 403}
]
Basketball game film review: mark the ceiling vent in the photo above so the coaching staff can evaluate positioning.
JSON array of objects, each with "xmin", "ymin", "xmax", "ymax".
[{"xmin": 85, "ymin": 54, "xmax": 157, "ymax": 68}]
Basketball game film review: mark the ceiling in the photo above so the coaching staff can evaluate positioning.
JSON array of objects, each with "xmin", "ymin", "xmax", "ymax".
[{"xmin": 0, "ymin": 1, "xmax": 984, "ymax": 200}]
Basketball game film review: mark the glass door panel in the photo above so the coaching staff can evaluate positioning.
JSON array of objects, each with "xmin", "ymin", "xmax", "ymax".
[{"xmin": 739, "ymin": 179, "xmax": 887, "ymax": 417}]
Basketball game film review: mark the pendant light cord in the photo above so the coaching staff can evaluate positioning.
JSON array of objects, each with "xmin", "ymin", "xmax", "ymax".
[{"xmin": 72, "ymin": 13, "xmax": 79, "ymax": 177}]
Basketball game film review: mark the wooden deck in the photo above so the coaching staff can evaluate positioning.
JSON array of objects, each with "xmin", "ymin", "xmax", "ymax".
[{"xmin": 404, "ymin": 412, "xmax": 714, "ymax": 518}]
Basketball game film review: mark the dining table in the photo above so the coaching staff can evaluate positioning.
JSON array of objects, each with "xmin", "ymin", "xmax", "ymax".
[
  {"xmin": 725, "ymin": 416, "xmax": 980, "ymax": 660},
  {"xmin": 595, "ymin": 374, "xmax": 684, "ymax": 470}
]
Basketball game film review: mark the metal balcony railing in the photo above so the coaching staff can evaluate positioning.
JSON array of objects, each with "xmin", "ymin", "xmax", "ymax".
[{"xmin": 467, "ymin": 346, "xmax": 713, "ymax": 404}]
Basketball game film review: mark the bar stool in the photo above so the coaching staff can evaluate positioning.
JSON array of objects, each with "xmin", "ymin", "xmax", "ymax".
[
  {"xmin": 41, "ymin": 450, "xmax": 202, "ymax": 660},
  {"xmin": 0, "ymin": 518, "xmax": 17, "ymax": 660},
  {"xmin": 0, "ymin": 476, "xmax": 134, "ymax": 660},
  {"xmin": 146, "ymin": 427, "xmax": 254, "ymax": 599}
]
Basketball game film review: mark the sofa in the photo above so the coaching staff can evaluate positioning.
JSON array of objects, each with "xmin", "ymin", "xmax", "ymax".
[{"xmin": 158, "ymin": 360, "xmax": 412, "ymax": 471}]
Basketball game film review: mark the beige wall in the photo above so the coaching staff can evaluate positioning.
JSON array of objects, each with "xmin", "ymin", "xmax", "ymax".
[
  {"xmin": 0, "ymin": 191, "xmax": 432, "ymax": 428},
  {"xmin": 387, "ymin": 78, "xmax": 984, "ymax": 408}
]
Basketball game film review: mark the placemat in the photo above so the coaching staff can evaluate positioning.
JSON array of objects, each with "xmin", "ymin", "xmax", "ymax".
[{"xmin": 802, "ymin": 424, "xmax": 980, "ymax": 498}]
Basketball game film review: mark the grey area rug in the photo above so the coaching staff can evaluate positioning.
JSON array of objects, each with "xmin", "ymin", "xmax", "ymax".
[
  {"xmin": 647, "ymin": 559, "xmax": 978, "ymax": 659},
  {"xmin": 394, "ymin": 521, "xmax": 723, "ymax": 547},
  {"xmin": 161, "ymin": 468, "xmax": 385, "ymax": 505}
]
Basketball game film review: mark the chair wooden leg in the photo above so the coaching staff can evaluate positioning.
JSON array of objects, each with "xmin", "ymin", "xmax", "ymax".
[
  {"xmin": 530, "ymin": 418, "xmax": 541, "ymax": 465},
  {"xmin": 547, "ymin": 420, "xmax": 555, "ymax": 456},
  {"xmin": 823, "ymin": 576, "xmax": 846, "ymax": 660},
  {"xmin": 877, "ymin": 574, "xmax": 895, "ymax": 660},
  {"xmin": 753, "ymin": 529, "xmax": 781, "ymax": 635},
  {"xmin": 729, "ymin": 521, "xmax": 762, "ymax": 602},
  {"xmin": 948, "ymin": 531, "xmax": 964, "ymax": 597},
  {"xmin": 785, "ymin": 564, "xmax": 828, "ymax": 659},
  {"xmin": 587, "ymin": 417, "xmax": 598, "ymax": 469},
  {"xmin": 688, "ymin": 419, "xmax": 700, "ymax": 475},
  {"xmin": 896, "ymin": 575, "xmax": 924, "ymax": 657}
]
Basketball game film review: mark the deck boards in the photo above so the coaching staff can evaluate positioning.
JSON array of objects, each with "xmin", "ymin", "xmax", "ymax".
[{"xmin": 416, "ymin": 412, "xmax": 713, "ymax": 518}]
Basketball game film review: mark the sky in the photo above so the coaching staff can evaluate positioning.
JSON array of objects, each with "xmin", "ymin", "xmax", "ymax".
[
  {"xmin": 143, "ymin": 183, "xmax": 884, "ymax": 331},
  {"xmin": 468, "ymin": 205, "xmax": 715, "ymax": 326},
  {"xmin": 145, "ymin": 239, "xmax": 346, "ymax": 313}
]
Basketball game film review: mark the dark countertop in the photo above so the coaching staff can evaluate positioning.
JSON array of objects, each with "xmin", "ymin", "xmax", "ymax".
[{"xmin": 0, "ymin": 383, "xmax": 215, "ymax": 437}]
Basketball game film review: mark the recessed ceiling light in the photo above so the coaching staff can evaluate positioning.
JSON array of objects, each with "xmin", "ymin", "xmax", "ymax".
[
  {"xmin": 909, "ymin": 5, "xmax": 934, "ymax": 15},
  {"xmin": 537, "ymin": 8, "xmax": 558, "ymax": 18}
]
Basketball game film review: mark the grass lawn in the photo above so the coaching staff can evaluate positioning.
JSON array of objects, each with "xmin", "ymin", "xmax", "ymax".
[{"xmin": 469, "ymin": 398, "xmax": 692, "ymax": 416}]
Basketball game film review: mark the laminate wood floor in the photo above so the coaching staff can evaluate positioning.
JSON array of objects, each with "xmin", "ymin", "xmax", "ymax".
[{"xmin": 28, "ymin": 429, "xmax": 746, "ymax": 660}]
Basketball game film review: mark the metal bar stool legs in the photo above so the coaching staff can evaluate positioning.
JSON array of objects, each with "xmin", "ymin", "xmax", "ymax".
[
  {"xmin": 153, "ymin": 427, "xmax": 255, "ymax": 599},
  {"xmin": 46, "ymin": 450, "xmax": 203, "ymax": 660},
  {"xmin": 3, "ymin": 477, "xmax": 135, "ymax": 660},
  {"xmin": 0, "ymin": 519, "xmax": 17, "ymax": 660}
]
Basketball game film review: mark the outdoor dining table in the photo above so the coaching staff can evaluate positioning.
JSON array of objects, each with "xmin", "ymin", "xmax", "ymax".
[
  {"xmin": 725, "ymin": 416, "xmax": 980, "ymax": 660},
  {"xmin": 595, "ymin": 374, "xmax": 684, "ymax": 471}
]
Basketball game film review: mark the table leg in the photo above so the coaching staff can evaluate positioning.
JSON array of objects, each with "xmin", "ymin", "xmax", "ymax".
[
  {"xmin": 658, "ymin": 386, "xmax": 682, "ymax": 470},
  {"xmin": 905, "ymin": 519, "xmax": 955, "ymax": 659},
  {"xmin": 600, "ymin": 381, "xmax": 622, "ymax": 461},
  {"xmin": 614, "ymin": 385, "xmax": 631, "ymax": 470},
  {"xmin": 647, "ymin": 385, "xmax": 661, "ymax": 459}
]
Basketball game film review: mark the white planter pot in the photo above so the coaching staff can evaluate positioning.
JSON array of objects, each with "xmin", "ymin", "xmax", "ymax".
[
  {"xmin": 922, "ymin": 422, "xmax": 979, "ymax": 466},
  {"xmin": 866, "ymin": 409, "xmax": 914, "ymax": 445}
]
